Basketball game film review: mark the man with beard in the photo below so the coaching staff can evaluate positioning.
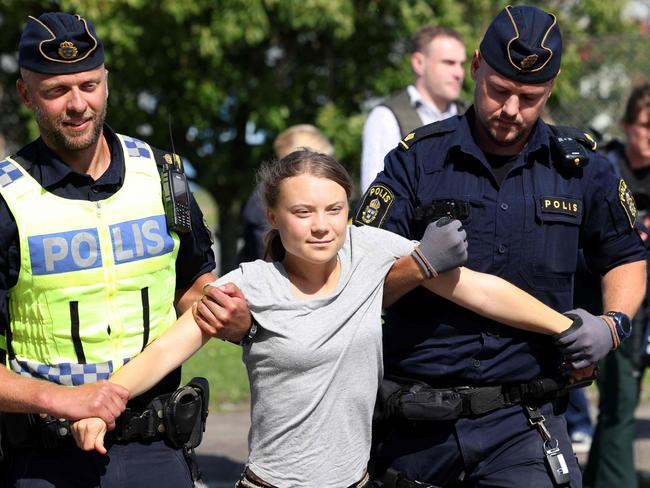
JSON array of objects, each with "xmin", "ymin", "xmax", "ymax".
[
  {"xmin": 355, "ymin": 5, "xmax": 646, "ymax": 487},
  {"xmin": 0, "ymin": 12, "xmax": 250, "ymax": 487}
]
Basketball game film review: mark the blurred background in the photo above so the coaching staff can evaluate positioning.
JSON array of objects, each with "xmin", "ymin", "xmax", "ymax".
[{"xmin": 2, "ymin": 0, "xmax": 649, "ymax": 274}]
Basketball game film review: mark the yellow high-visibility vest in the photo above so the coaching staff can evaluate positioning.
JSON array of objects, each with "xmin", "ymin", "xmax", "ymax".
[{"xmin": 0, "ymin": 134, "xmax": 180, "ymax": 384}]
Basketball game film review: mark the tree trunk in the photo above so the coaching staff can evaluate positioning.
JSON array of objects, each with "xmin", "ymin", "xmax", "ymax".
[{"xmin": 213, "ymin": 193, "xmax": 242, "ymax": 276}]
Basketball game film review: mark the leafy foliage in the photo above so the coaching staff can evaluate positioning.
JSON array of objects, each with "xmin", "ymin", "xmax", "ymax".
[{"xmin": 0, "ymin": 0, "xmax": 635, "ymax": 271}]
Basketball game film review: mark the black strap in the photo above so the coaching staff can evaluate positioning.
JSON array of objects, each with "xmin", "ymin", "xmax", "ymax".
[
  {"xmin": 183, "ymin": 446, "xmax": 202, "ymax": 482},
  {"xmin": 381, "ymin": 468, "xmax": 441, "ymax": 488},
  {"xmin": 69, "ymin": 301, "xmax": 86, "ymax": 364},
  {"xmin": 141, "ymin": 287, "xmax": 150, "ymax": 351},
  {"xmin": 382, "ymin": 90, "xmax": 424, "ymax": 138}
]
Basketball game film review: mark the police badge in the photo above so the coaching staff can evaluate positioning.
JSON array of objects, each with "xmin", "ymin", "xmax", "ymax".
[
  {"xmin": 361, "ymin": 198, "xmax": 381, "ymax": 224},
  {"xmin": 354, "ymin": 184, "xmax": 394, "ymax": 227},
  {"xmin": 58, "ymin": 40, "xmax": 78, "ymax": 60}
]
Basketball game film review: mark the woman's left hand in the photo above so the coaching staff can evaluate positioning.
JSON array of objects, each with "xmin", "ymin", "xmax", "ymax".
[{"xmin": 71, "ymin": 417, "xmax": 108, "ymax": 454}]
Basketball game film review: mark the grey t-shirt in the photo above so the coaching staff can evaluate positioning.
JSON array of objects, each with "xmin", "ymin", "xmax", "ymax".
[{"xmin": 212, "ymin": 225, "xmax": 414, "ymax": 487}]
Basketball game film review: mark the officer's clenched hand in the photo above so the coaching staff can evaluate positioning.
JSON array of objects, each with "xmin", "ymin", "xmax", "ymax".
[
  {"xmin": 194, "ymin": 282, "xmax": 252, "ymax": 342},
  {"xmin": 71, "ymin": 417, "xmax": 108, "ymax": 454},
  {"xmin": 47, "ymin": 380, "xmax": 129, "ymax": 430},
  {"xmin": 412, "ymin": 217, "xmax": 468, "ymax": 278},
  {"xmin": 553, "ymin": 308, "xmax": 615, "ymax": 369}
]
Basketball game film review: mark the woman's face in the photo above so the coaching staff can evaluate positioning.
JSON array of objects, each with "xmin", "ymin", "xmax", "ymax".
[{"xmin": 267, "ymin": 173, "xmax": 349, "ymax": 267}]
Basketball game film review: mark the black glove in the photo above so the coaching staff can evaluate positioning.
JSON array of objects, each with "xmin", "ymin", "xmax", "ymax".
[
  {"xmin": 553, "ymin": 308, "xmax": 616, "ymax": 369},
  {"xmin": 411, "ymin": 217, "xmax": 468, "ymax": 278}
]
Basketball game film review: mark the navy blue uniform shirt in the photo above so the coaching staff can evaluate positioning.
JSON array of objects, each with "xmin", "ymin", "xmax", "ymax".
[
  {"xmin": 0, "ymin": 125, "xmax": 215, "ymax": 405},
  {"xmin": 355, "ymin": 107, "xmax": 646, "ymax": 386}
]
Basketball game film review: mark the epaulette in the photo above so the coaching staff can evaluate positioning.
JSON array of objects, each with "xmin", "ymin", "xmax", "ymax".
[
  {"xmin": 548, "ymin": 125, "xmax": 598, "ymax": 152},
  {"xmin": 398, "ymin": 117, "xmax": 458, "ymax": 151}
]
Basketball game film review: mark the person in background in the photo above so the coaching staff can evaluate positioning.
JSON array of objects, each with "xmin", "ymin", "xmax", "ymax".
[
  {"xmin": 584, "ymin": 83, "xmax": 650, "ymax": 488},
  {"xmin": 360, "ymin": 25, "xmax": 466, "ymax": 193},
  {"xmin": 237, "ymin": 124, "xmax": 333, "ymax": 263}
]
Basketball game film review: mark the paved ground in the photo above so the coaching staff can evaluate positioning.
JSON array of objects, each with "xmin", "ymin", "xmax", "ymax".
[{"xmin": 195, "ymin": 402, "xmax": 650, "ymax": 487}]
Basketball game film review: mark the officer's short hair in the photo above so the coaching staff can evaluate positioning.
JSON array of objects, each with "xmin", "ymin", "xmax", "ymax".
[
  {"xmin": 479, "ymin": 5, "xmax": 562, "ymax": 84},
  {"xmin": 411, "ymin": 25, "xmax": 464, "ymax": 55},
  {"xmin": 622, "ymin": 83, "xmax": 650, "ymax": 125},
  {"xmin": 18, "ymin": 12, "xmax": 104, "ymax": 75}
]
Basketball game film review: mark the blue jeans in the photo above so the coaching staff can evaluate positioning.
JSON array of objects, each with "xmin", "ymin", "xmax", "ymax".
[
  {"xmin": 7, "ymin": 439, "xmax": 193, "ymax": 488},
  {"xmin": 564, "ymin": 387, "xmax": 592, "ymax": 437}
]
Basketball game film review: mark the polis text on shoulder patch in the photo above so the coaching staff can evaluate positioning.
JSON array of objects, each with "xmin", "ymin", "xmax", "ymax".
[
  {"xmin": 354, "ymin": 184, "xmax": 394, "ymax": 227},
  {"xmin": 618, "ymin": 178, "xmax": 638, "ymax": 228},
  {"xmin": 539, "ymin": 197, "xmax": 580, "ymax": 217}
]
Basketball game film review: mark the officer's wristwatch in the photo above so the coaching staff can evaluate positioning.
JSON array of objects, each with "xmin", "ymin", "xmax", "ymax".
[
  {"xmin": 238, "ymin": 319, "xmax": 258, "ymax": 346},
  {"xmin": 604, "ymin": 311, "xmax": 632, "ymax": 341}
]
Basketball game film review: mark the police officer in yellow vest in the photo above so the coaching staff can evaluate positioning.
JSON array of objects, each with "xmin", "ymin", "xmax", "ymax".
[{"xmin": 0, "ymin": 12, "xmax": 251, "ymax": 487}]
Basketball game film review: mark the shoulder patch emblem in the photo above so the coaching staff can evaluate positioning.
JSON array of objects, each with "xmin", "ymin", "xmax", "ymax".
[
  {"xmin": 618, "ymin": 179, "xmax": 637, "ymax": 228},
  {"xmin": 354, "ymin": 184, "xmax": 394, "ymax": 227}
]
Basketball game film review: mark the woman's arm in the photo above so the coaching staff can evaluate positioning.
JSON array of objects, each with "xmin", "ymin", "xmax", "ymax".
[
  {"xmin": 72, "ymin": 302, "xmax": 212, "ymax": 453},
  {"xmin": 110, "ymin": 306, "xmax": 210, "ymax": 397},
  {"xmin": 422, "ymin": 267, "xmax": 571, "ymax": 333}
]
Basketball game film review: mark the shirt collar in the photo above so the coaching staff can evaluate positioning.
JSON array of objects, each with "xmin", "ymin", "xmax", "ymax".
[
  {"xmin": 22, "ymin": 124, "xmax": 124, "ymax": 189},
  {"xmin": 447, "ymin": 106, "xmax": 552, "ymax": 165},
  {"xmin": 406, "ymin": 85, "xmax": 458, "ymax": 118}
]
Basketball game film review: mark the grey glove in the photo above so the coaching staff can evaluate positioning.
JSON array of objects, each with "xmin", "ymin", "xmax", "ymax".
[
  {"xmin": 553, "ymin": 308, "xmax": 615, "ymax": 369},
  {"xmin": 412, "ymin": 217, "xmax": 468, "ymax": 278}
]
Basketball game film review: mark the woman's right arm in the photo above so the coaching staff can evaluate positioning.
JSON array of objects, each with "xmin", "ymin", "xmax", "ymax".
[
  {"xmin": 110, "ymin": 306, "xmax": 210, "ymax": 397},
  {"xmin": 71, "ymin": 306, "xmax": 210, "ymax": 454},
  {"xmin": 422, "ymin": 266, "xmax": 572, "ymax": 334}
]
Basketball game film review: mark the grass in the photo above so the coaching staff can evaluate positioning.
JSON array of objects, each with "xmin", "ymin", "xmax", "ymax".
[
  {"xmin": 183, "ymin": 188, "xmax": 251, "ymax": 410},
  {"xmin": 180, "ymin": 338, "xmax": 250, "ymax": 410}
]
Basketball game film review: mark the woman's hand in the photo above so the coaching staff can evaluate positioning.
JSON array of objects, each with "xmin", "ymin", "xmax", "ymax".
[{"xmin": 71, "ymin": 417, "xmax": 108, "ymax": 454}]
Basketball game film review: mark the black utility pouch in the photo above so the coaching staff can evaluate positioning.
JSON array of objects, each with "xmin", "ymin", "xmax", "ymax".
[
  {"xmin": 163, "ymin": 377, "xmax": 209, "ymax": 449},
  {"xmin": 398, "ymin": 383, "xmax": 462, "ymax": 421},
  {"xmin": 376, "ymin": 376, "xmax": 463, "ymax": 422}
]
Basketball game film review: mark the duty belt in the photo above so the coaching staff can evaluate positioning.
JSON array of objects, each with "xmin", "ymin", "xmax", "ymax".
[
  {"xmin": 2, "ymin": 377, "xmax": 209, "ymax": 451},
  {"xmin": 110, "ymin": 395, "xmax": 168, "ymax": 442},
  {"xmin": 376, "ymin": 374, "xmax": 596, "ymax": 423}
]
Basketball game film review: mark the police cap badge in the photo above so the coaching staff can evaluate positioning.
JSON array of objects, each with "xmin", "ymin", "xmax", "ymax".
[
  {"xmin": 480, "ymin": 5, "xmax": 562, "ymax": 84},
  {"xmin": 19, "ymin": 12, "xmax": 104, "ymax": 74}
]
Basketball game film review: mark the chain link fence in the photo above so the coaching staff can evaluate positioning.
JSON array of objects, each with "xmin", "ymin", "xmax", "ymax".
[{"xmin": 549, "ymin": 32, "xmax": 650, "ymax": 142}]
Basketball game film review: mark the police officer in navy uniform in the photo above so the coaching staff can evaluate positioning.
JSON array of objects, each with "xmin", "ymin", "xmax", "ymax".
[
  {"xmin": 0, "ymin": 12, "xmax": 250, "ymax": 487},
  {"xmin": 355, "ymin": 5, "xmax": 646, "ymax": 487}
]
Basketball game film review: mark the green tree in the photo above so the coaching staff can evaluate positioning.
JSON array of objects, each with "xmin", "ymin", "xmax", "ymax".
[{"xmin": 0, "ymin": 0, "xmax": 633, "ymax": 272}]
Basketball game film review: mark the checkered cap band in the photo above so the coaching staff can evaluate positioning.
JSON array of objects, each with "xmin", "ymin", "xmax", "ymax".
[
  {"xmin": 0, "ymin": 159, "xmax": 24, "ymax": 188},
  {"xmin": 11, "ymin": 357, "xmax": 130, "ymax": 386},
  {"xmin": 122, "ymin": 135, "xmax": 151, "ymax": 159}
]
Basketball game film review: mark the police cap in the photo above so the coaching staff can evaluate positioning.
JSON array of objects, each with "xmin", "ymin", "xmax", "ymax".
[
  {"xmin": 479, "ymin": 5, "xmax": 562, "ymax": 84},
  {"xmin": 18, "ymin": 12, "xmax": 104, "ymax": 74}
]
